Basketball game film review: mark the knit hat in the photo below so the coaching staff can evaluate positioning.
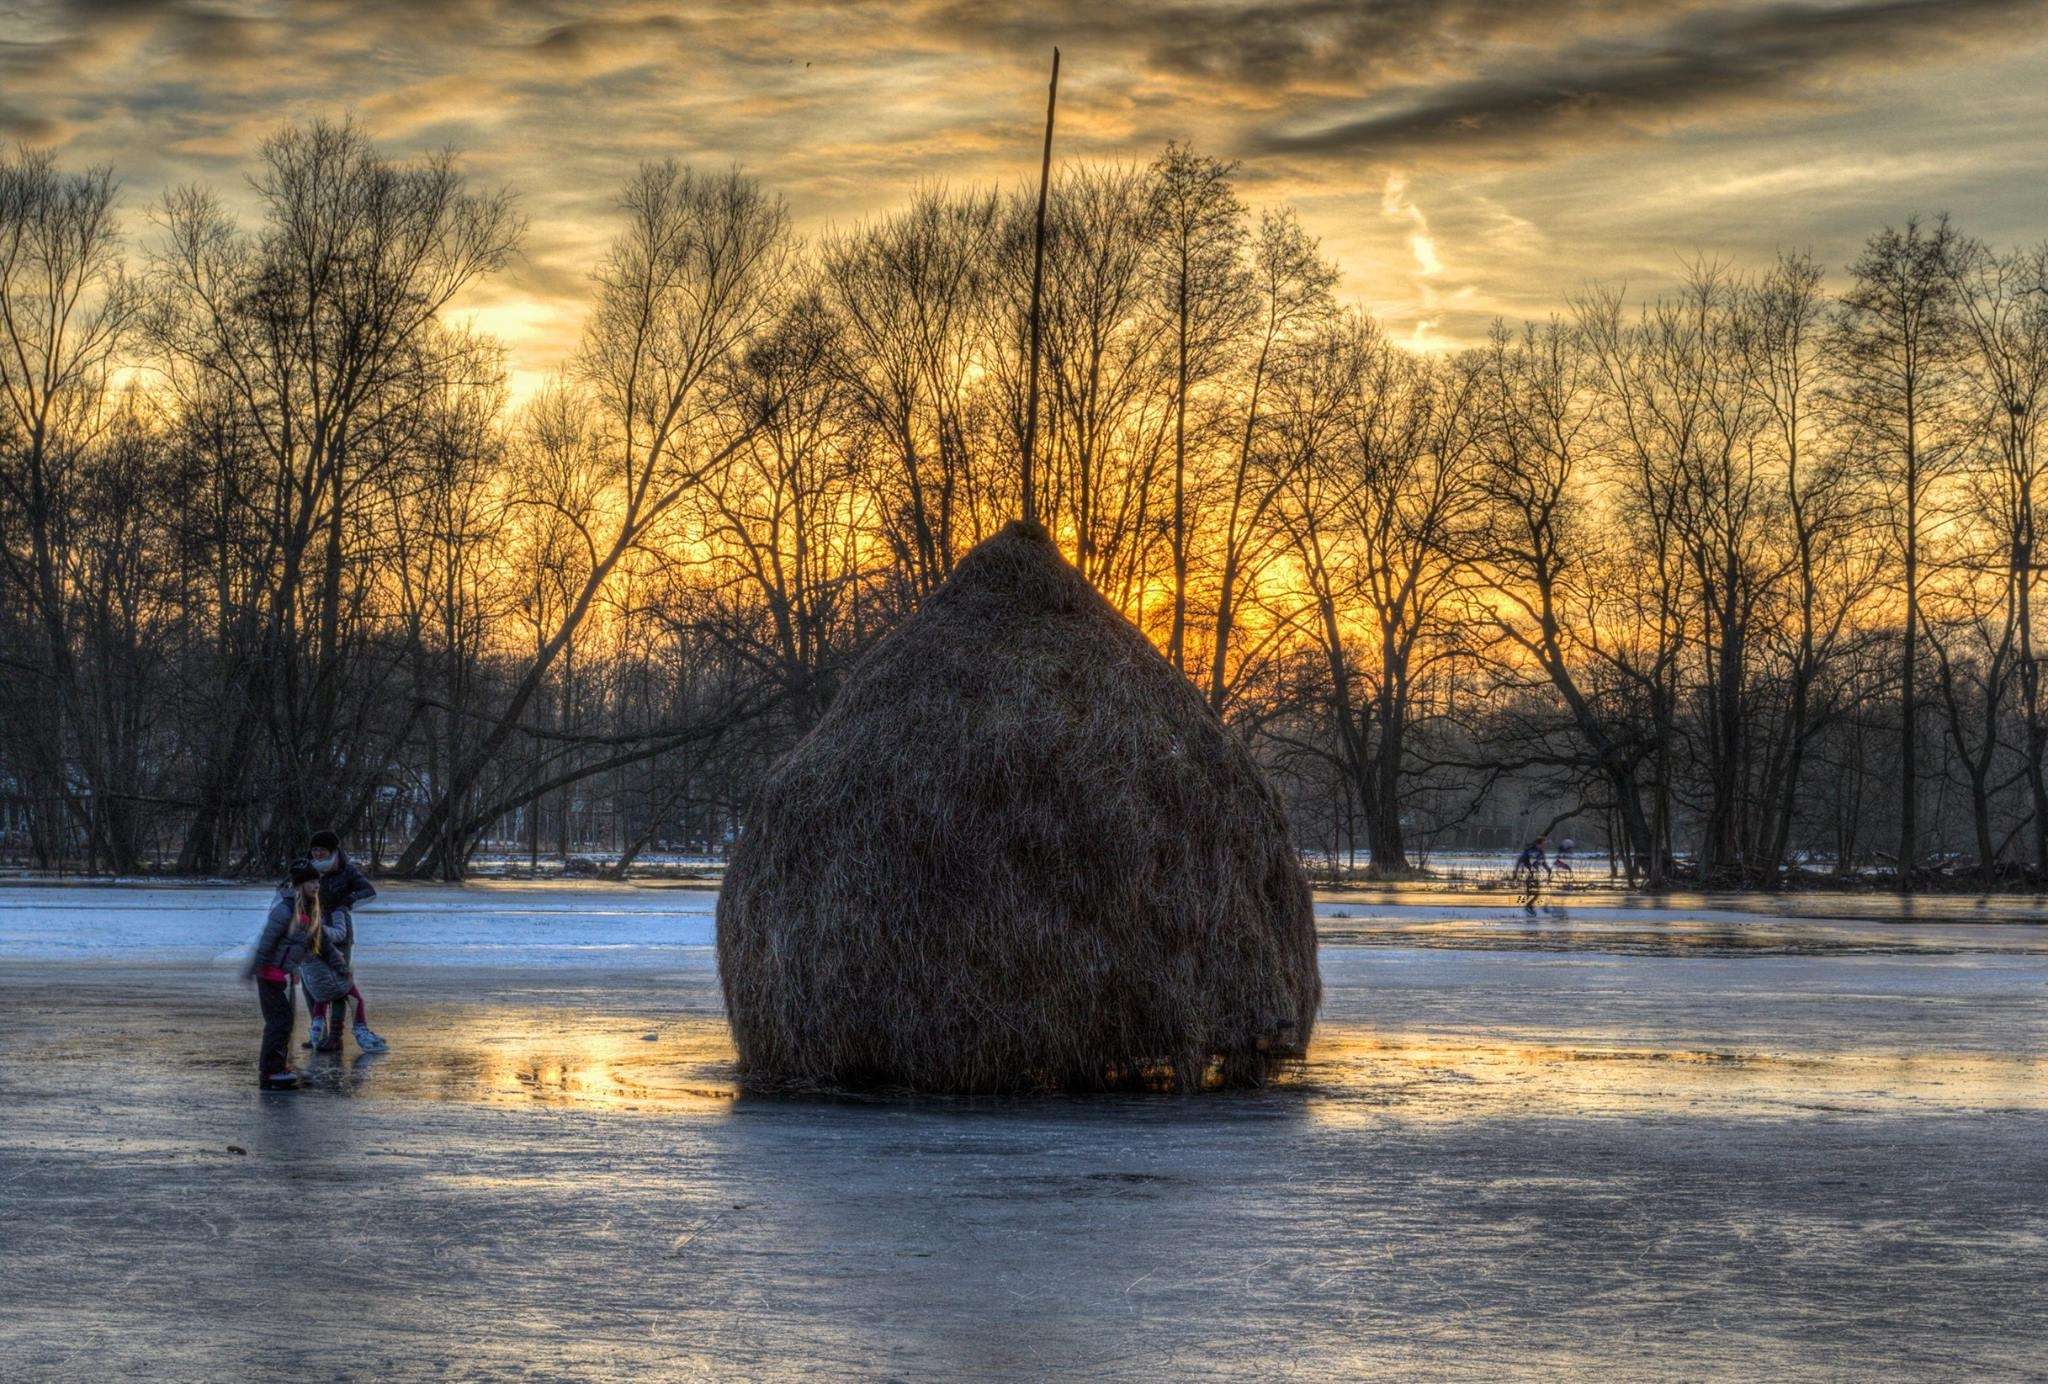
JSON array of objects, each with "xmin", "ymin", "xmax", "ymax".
[
  {"xmin": 309, "ymin": 829, "xmax": 340, "ymax": 852},
  {"xmin": 288, "ymin": 859, "xmax": 320, "ymax": 885}
]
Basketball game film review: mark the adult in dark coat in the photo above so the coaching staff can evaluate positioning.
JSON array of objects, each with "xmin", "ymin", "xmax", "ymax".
[{"xmin": 310, "ymin": 828, "xmax": 378, "ymax": 917}]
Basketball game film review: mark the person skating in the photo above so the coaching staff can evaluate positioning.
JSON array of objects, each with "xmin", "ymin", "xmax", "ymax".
[
  {"xmin": 302, "ymin": 829, "xmax": 387, "ymax": 1053},
  {"xmin": 1553, "ymin": 837, "xmax": 1576, "ymax": 882},
  {"xmin": 242, "ymin": 861, "xmax": 327, "ymax": 1090},
  {"xmin": 1514, "ymin": 835, "xmax": 1552, "ymax": 914}
]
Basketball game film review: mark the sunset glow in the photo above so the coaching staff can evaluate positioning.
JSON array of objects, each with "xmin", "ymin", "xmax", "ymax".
[{"xmin": 9, "ymin": 0, "xmax": 2047, "ymax": 390}]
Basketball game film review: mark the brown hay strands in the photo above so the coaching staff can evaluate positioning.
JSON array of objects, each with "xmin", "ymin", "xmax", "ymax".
[{"xmin": 716, "ymin": 521, "xmax": 1322, "ymax": 1095}]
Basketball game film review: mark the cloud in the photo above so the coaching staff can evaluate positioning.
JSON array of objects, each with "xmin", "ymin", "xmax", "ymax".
[
  {"xmin": 1382, "ymin": 174, "xmax": 1442, "ymax": 277},
  {"xmin": 1253, "ymin": 0, "xmax": 2048, "ymax": 160},
  {"xmin": 927, "ymin": 1, "xmax": 1701, "ymax": 92},
  {"xmin": 58, "ymin": 0, "xmax": 179, "ymax": 18},
  {"xmin": 525, "ymin": 13, "xmax": 695, "ymax": 71},
  {"xmin": 6, "ymin": 0, "xmax": 2046, "ymax": 378},
  {"xmin": 0, "ymin": 102, "xmax": 65, "ymax": 142},
  {"xmin": 1380, "ymin": 172, "xmax": 1482, "ymax": 349},
  {"xmin": 55, "ymin": 0, "xmax": 269, "ymax": 54}
]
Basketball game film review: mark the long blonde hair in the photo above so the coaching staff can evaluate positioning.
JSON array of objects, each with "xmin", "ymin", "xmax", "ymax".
[{"xmin": 296, "ymin": 888, "xmax": 325, "ymax": 956}]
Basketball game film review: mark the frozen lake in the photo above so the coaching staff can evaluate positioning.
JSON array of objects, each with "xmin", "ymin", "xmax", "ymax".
[{"xmin": 1, "ymin": 882, "xmax": 2044, "ymax": 1378}]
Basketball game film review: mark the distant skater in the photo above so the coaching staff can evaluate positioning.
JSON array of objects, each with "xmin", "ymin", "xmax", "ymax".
[
  {"xmin": 1553, "ymin": 838, "xmax": 1576, "ymax": 883},
  {"xmin": 1514, "ymin": 836, "xmax": 1551, "ymax": 913},
  {"xmin": 302, "ymin": 829, "xmax": 386, "ymax": 1053}
]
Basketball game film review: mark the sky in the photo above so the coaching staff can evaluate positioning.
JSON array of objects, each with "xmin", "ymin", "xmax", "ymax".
[{"xmin": 5, "ymin": 0, "xmax": 2047, "ymax": 397}]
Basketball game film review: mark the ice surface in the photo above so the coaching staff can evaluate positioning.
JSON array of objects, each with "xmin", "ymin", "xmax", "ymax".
[
  {"xmin": 7, "ymin": 877, "xmax": 2047, "ymax": 965},
  {"xmin": 0, "ymin": 880, "xmax": 719, "ymax": 965},
  {"xmin": 1, "ymin": 882, "xmax": 2044, "ymax": 1378}
]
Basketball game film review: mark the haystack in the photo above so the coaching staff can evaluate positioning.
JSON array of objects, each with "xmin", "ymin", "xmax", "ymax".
[{"xmin": 715, "ymin": 519, "xmax": 1321, "ymax": 1093}]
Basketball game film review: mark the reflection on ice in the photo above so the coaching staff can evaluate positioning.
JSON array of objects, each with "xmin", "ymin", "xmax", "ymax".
[
  {"xmin": 327, "ymin": 1010, "xmax": 743, "ymax": 1112},
  {"xmin": 264, "ymin": 997, "xmax": 2048, "ymax": 1128},
  {"xmin": 1299, "ymin": 1032, "xmax": 2048, "ymax": 1123}
]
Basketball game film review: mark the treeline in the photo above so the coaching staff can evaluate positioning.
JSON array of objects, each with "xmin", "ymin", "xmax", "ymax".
[{"xmin": 2, "ymin": 122, "xmax": 2043, "ymax": 886}]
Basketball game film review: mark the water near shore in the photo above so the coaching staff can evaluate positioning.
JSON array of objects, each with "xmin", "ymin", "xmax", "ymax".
[{"xmin": 2, "ymin": 883, "xmax": 2044, "ymax": 1378}]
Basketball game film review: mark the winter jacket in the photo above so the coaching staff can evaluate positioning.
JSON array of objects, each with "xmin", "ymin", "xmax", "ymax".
[
  {"xmin": 315, "ymin": 852, "xmax": 374, "ymax": 968},
  {"xmin": 243, "ymin": 892, "xmax": 295, "ymax": 981},
  {"xmin": 316, "ymin": 852, "xmax": 377, "ymax": 919},
  {"xmin": 242, "ymin": 889, "xmax": 353, "ymax": 985}
]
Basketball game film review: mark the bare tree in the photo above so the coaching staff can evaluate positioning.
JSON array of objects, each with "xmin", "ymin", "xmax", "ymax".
[
  {"xmin": 379, "ymin": 359, "xmax": 512, "ymax": 868},
  {"xmin": 826, "ymin": 189, "xmax": 1003, "ymax": 600},
  {"xmin": 1206, "ymin": 208, "xmax": 1336, "ymax": 715},
  {"xmin": 1468, "ymin": 320, "xmax": 1665, "ymax": 881},
  {"xmin": 1009, "ymin": 165, "xmax": 1172, "ymax": 602},
  {"xmin": 149, "ymin": 119, "xmax": 521, "ymax": 862},
  {"xmin": 0, "ymin": 148, "xmax": 139, "ymax": 864},
  {"xmin": 695, "ymin": 292, "xmax": 866, "ymax": 723},
  {"xmin": 1274, "ymin": 320, "xmax": 1480, "ymax": 874},
  {"xmin": 1946, "ymin": 238, "xmax": 2048, "ymax": 868},
  {"xmin": 1736, "ymin": 251, "xmax": 1879, "ymax": 876},
  {"xmin": 1145, "ymin": 143, "xmax": 1251, "ymax": 672},
  {"xmin": 394, "ymin": 162, "xmax": 797, "ymax": 875},
  {"xmin": 1580, "ymin": 269, "xmax": 1787, "ymax": 880},
  {"xmin": 1830, "ymin": 216, "xmax": 1966, "ymax": 886}
]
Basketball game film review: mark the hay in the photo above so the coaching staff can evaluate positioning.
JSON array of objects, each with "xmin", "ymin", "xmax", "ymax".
[{"xmin": 716, "ymin": 519, "xmax": 1321, "ymax": 1093}]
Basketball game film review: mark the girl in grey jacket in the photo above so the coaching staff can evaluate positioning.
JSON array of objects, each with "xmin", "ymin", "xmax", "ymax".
[{"xmin": 243, "ymin": 862, "xmax": 351, "ymax": 1088}]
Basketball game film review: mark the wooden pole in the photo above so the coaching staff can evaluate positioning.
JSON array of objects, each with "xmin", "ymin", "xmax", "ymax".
[{"xmin": 1022, "ymin": 46, "xmax": 1059, "ymax": 528}]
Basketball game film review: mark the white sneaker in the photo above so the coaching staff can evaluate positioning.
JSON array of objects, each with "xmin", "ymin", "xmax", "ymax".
[
  {"xmin": 302, "ymin": 1017, "xmax": 326, "ymax": 1049},
  {"xmin": 353, "ymin": 1023, "xmax": 388, "ymax": 1053}
]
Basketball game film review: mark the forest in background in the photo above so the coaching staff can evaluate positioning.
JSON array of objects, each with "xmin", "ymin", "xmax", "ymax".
[{"xmin": 3, "ymin": 121, "xmax": 2044, "ymax": 887}]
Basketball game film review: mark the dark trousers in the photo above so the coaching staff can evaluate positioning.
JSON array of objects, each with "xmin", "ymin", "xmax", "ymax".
[{"xmin": 258, "ymin": 979, "xmax": 295, "ymax": 1078}]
